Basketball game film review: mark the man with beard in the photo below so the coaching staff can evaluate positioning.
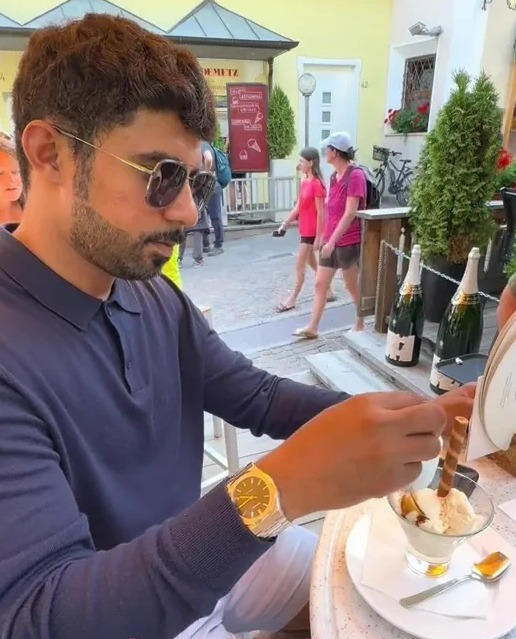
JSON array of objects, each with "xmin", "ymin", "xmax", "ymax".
[{"xmin": 0, "ymin": 13, "xmax": 474, "ymax": 639}]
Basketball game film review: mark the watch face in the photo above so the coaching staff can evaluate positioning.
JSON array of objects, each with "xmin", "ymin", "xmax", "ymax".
[{"xmin": 233, "ymin": 475, "xmax": 271, "ymax": 520}]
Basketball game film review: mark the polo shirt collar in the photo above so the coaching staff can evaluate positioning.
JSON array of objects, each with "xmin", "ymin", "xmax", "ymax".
[{"xmin": 0, "ymin": 227, "xmax": 141, "ymax": 330}]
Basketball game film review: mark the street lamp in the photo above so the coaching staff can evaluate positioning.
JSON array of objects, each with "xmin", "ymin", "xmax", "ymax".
[{"xmin": 298, "ymin": 73, "xmax": 317, "ymax": 147}]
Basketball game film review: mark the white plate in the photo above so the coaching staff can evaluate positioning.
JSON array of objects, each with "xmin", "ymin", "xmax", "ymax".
[{"xmin": 345, "ymin": 515, "xmax": 516, "ymax": 639}]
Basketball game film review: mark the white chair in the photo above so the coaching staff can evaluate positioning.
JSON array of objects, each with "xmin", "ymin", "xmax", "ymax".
[{"xmin": 197, "ymin": 305, "xmax": 240, "ymax": 491}]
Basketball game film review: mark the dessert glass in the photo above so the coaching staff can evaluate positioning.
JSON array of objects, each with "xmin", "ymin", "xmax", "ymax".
[{"xmin": 387, "ymin": 470, "xmax": 494, "ymax": 577}]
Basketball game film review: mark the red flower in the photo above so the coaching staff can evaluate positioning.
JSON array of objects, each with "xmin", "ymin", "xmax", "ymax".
[
  {"xmin": 417, "ymin": 102, "xmax": 429, "ymax": 115},
  {"xmin": 498, "ymin": 148, "xmax": 513, "ymax": 170}
]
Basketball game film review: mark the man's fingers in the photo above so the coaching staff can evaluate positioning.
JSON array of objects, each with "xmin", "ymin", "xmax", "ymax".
[
  {"xmin": 461, "ymin": 383, "xmax": 476, "ymax": 399},
  {"xmin": 390, "ymin": 400, "xmax": 447, "ymax": 437},
  {"xmin": 371, "ymin": 391, "xmax": 426, "ymax": 411},
  {"xmin": 401, "ymin": 433, "xmax": 443, "ymax": 463}
]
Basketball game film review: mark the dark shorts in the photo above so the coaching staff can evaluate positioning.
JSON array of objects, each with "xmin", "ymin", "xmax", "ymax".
[
  {"xmin": 300, "ymin": 236, "xmax": 315, "ymax": 245},
  {"xmin": 319, "ymin": 243, "xmax": 360, "ymax": 270}
]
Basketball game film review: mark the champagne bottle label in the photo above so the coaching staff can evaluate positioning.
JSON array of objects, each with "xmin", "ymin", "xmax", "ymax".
[
  {"xmin": 386, "ymin": 330, "xmax": 416, "ymax": 363},
  {"xmin": 385, "ymin": 244, "xmax": 423, "ymax": 367},
  {"xmin": 429, "ymin": 355, "xmax": 462, "ymax": 392}
]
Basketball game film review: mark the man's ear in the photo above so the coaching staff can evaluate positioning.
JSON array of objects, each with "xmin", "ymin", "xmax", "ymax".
[{"xmin": 21, "ymin": 120, "xmax": 67, "ymax": 183}]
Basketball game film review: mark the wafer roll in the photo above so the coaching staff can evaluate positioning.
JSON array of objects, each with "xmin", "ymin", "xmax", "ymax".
[{"xmin": 437, "ymin": 416, "xmax": 469, "ymax": 498}]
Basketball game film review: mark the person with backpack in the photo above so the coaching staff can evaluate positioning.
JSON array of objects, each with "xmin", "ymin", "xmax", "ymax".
[
  {"xmin": 294, "ymin": 131, "xmax": 366, "ymax": 338},
  {"xmin": 202, "ymin": 140, "xmax": 231, "ymax": 256},
  {"xmin": 273, "ymin": 146, "xmax": 336, "ymax": 312}
]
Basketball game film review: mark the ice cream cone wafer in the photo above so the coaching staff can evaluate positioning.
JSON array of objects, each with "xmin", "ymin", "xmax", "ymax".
[{"xmin": 437, "ymin": 416, "xmax": 469, "ymax": 498}]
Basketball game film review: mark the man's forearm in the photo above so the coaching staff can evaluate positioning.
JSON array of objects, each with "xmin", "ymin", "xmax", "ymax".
[
  {"xmin": 2, "ymin": 483, "xmax": 271, "ymax": 639},
  {"xmin": 201, "ymin": 310, "xmax": 350, "ymax": 440},
  {"xmin": 246, "ymin": 376, "xmax": 350, "ymax": 440}
]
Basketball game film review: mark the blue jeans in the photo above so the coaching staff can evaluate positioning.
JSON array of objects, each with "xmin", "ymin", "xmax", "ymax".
[{"xmin": 203, "ymin": 184, "xmax": 224, "ymax": 249}]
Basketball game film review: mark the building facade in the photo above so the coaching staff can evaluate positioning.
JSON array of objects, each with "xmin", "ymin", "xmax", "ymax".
[
  {"xmin": 0, "ymin": 0, "xmax": 393, "ymax": 178},
  {"xmin": 380, "ymin": 0, "xmax": 516, "ymax": 164}
]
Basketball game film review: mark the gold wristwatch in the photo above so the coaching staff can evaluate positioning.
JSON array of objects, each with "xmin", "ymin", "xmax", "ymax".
[{"xmin": 226, "ymin": 463, "xmax": 291, "ymax": 539}]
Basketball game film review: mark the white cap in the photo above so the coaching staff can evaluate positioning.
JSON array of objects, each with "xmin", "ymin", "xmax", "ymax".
[{"xmin": 320, "ymin": 131, "xmax": 355, "ymax": 154}]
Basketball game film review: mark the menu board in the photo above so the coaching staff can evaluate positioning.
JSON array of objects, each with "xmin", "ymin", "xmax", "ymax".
[{"xmin": 227, "ymin": 83, "xmax": 269, "ymax": 173}]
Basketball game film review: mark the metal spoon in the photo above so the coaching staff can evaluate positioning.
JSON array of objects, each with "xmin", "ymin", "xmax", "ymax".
[{"xmin": 399, "ymin": 551, "xmax": 511, "ymax": 609}]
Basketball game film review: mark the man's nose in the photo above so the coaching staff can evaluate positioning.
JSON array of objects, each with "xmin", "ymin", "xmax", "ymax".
[{"xmin": 162, "ymin": 181, "xmax": 199, "ymax": 229}]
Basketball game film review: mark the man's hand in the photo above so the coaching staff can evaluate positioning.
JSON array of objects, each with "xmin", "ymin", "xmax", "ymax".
[
  {"xmin": 258, "ymin": 391, "xmax": 445, "ymax": 521},
  {"xmin": 435, "ymin": 383, "xmax": 476, "ymax": 438},
  {"xmin": 320, "ymin": 241, "xmax": 335, "ymax": 260}
]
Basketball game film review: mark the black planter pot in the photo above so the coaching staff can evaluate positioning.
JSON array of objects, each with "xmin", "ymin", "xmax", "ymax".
[{"xmin": 421, "ymin": 256, "xmax": 466, "ymax": 323}]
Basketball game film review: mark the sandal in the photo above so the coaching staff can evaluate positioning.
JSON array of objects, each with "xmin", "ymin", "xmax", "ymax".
[
  {"xmin": 293, "ymin": 328, "xmax": 319, "ymax": 340},
  {"xmin": 275, "ymin": 302, "xmax": 295, "ymax": 313}
]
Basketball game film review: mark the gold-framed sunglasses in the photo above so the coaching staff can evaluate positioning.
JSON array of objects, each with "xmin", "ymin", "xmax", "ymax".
[{"xmin": 53, "ymin": 126, "xmax": 217, "ymax": 211}]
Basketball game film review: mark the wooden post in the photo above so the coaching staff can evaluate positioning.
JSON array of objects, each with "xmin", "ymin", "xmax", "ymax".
[
  {"xmin": 356, "ymin": 207, "xmax": 410, "ymax": 327},
  {"xmin": 374, "ymin": 219, "xmax": 412, "ymax": 333},
  {"xmin": 357, "ymin": 218, "xmax": 382, "ymax": 317}
]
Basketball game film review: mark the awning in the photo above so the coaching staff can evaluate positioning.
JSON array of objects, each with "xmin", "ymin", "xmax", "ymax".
[{"xmin": 0, "ymin": 0, "xmax": 299, "ymax": 60}]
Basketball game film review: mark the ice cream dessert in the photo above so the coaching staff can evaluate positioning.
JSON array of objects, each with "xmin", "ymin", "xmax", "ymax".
[
  {"xmin": 387, "ymin": 417, "xmax": 493, "ymax": 576},
  {"xmin": 397, "ymin": 487, "xmax": 478, "ymax": 535}
]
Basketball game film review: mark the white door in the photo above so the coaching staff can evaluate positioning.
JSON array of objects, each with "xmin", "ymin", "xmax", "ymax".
[{"xmin": 299, "ymin": 62, "xmax": 359, "ymax": 182}]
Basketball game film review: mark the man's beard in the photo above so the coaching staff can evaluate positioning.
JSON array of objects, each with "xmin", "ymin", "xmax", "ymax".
[{"xmin": 69, "ymin": 173, "xmax": 185, "ymax": 281}]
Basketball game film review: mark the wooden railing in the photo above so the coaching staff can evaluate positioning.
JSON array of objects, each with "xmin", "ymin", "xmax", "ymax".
[{"xmin": 357, "ymin": 201, "xmax": 506, "ymax": 333}]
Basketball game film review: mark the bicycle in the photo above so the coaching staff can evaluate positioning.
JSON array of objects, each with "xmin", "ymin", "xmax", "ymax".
[{"xmin": 372, "ymin": 145, "xmax": 413, "ymax": 207}]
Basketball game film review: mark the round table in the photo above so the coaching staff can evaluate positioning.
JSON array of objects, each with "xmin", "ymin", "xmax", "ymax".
[{"xmin": 310, "ymin": 458, "xmax": 516, "ymax": 639}]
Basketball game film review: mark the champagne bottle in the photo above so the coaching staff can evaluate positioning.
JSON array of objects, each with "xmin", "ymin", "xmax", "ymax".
[
  {"xmin": 429, "ymin": 247, "xmax": 483, "ymax": 395},
  {"xmin": 385, "ymin": 244, "xmax": 424, "ymax": 367}
]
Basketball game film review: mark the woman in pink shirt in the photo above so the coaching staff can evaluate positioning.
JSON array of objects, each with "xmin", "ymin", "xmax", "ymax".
[
  {"xmin": 295, "ymin": 132, "xmax": 366, "ymax": 338},
  {"xmin": 275, "ymin": 147, "xmax": 335, "ymax": 311}
]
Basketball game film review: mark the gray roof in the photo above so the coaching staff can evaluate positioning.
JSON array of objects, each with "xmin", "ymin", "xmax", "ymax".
[
  {"xmin": 0, "ymin": 0, "xmax": 297, "ymax": 47},
  {"xmin": 170, "ymin": 0, "xmax": 294, "ymax": 44},
  {"xmin": 0, "ymin": 0, "xmax": 167, "ymax": 32}
]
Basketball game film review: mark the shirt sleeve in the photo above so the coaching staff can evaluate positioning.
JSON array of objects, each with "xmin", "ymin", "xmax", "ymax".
[
  {"xmin": 348, "ymin": 168, "xmax": 367, "ymax": 200},
  {"xmin": 312, "ymin": 179, "xmax": 326, "ymax": 200},
  {"xmin": 191, "ymin": 300, "xmax": 349, "ymax": 438},
  {"xmin": 0, "ymin": 374, "xmax": 272, "ymax": 639}
]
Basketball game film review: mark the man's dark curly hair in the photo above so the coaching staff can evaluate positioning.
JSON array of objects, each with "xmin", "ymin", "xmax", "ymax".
[{"xmin": 12, "ymin": 13, "xmax": 217, "ymax": 185}]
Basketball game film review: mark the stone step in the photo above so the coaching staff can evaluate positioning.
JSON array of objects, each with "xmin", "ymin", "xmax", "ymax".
[
  {"xmin": 285, "ymin": 369, "xmax": 323, "ymax": 387},
  {"xmin": 305, "ymin": 348, "xmax": 398, "ymax": 395},
  {"xmin": 341, "ymin": 330, "xmax": 436, "ymax": 398}
]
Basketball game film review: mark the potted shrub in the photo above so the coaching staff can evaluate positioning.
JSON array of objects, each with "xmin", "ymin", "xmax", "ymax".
[
  {"xmin": 267, "ymin": 84, "xmax": 296, "ymax": 176},
  {"xmin": 267, "ymin": 84, "xmax": 297, "ymax": 214},
  {"xmin": 385, "ymin": 102, "xmax": 430, "ymax": 135},
  {"xmin": 408, "ymin": 70, "xmax": 502, "ymax": 323},
  {"xmin": 212, "ymin": 120, "xmax": 225, "ymax": 152}
]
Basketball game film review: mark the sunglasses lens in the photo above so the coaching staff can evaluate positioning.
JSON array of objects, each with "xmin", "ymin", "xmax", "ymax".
[
  {"xmin": 191, "ymin": 172, "xmax": 217, "ymax": 211},
  {"xmin": 146, "ymin": 161, "xmax": 187, "ymax": 209}
]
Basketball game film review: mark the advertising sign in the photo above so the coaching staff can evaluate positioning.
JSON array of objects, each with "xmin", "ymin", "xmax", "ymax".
[{"xmin": 227, "ymin": 83, "xmax": 269, "ymax": 173}]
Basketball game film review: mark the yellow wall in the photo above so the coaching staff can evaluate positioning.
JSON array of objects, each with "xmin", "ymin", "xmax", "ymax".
[{"xmin": 0, "ymin": 0, "xmax": 393, "ymax": 158}]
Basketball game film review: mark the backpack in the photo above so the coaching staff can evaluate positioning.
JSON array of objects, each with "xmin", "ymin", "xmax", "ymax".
[
  {"xmin": 344, "ymin": 164, "xmax": 381, "ymax": 209},
  {"xmin": 211, "ymin": 145, "xmax": 232, "ymax": 189}
]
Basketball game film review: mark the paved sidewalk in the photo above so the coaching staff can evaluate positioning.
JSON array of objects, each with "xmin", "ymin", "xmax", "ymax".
[
  {"xmin": 250, "ymin": 331, "xmax": 354, "ymax": 377},
  {"xmin": 181, "ymin": 232, "xmax": 353, "ymax": 333}
]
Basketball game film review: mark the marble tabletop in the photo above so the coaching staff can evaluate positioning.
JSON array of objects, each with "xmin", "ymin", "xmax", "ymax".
[{"xmin": 310, "ymin": 458, "xmax": 516, "ymax": 639}]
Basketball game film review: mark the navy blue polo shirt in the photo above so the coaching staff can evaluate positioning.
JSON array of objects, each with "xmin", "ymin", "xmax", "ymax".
[{"xmin": 0, "ymin": 228, "xmax": 346, "ymax": 639}]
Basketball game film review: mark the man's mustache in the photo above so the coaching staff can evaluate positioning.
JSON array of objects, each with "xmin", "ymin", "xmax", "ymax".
[{"xmin": 143, "ymin": 229, "xmax": 185, "ymax": 246}]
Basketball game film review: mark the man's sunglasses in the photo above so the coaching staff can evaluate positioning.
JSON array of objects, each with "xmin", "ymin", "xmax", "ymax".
[{"xmin": 53, "ymin": 126, "xmax": 217, "ymax": 211}]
